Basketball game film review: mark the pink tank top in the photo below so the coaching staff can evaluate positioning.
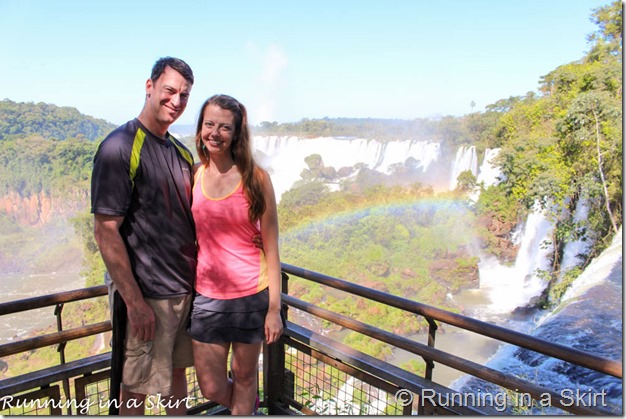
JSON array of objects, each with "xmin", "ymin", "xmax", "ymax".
[{"xmin": 192, "ymin": 165, "xmax": 268, "ymax": 299}]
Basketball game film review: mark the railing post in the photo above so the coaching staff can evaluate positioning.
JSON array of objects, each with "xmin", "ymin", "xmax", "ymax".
[
  {"xmin": 424, "ymin": 318, "xmax": 437, "ymax": 381},
  {"xmin": 54, "ymin": 303, "xmax": 67, "ymax": 366},
  {"xmin": 264, "ymin": 272, "xmax": 289, "ymax": 414},
  {"xmin": 54, "ymin": 303, "xmax": 72, "ymax": 415}
]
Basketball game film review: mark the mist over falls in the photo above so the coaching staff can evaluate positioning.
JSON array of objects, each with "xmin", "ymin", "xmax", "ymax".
[
  {"xmin": 250, "ymin": 135, "xmax": 588, "ymax": 314},
  {"xmin": 254, "ymin": 135, "xmax": 622, "ymax": 412},
  {"xmin": 252, "ymin": 136, "xmax": 490, "ymax": 201}
]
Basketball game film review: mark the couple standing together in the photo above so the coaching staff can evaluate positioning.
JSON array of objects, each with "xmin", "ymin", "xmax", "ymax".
[{"xmin": 90, "ymin": 56, "xmax": 282, "ymax": 415}]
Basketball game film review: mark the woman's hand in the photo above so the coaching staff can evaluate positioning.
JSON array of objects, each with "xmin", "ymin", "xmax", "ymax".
[
  {"xmin": 264, "ymin": 310, "xmax": 283, "ymax": 344},
  {"xmin": 252, "ymin": 234, "xmax": 264, "ymax": 250}
]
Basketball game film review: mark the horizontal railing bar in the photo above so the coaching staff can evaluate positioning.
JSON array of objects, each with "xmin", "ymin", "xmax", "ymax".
[
  {"xmin": 281, "ymin": 263, "xmax": 622, "ymax": 379},
  {"xmin": 0, "ymin": 286, "xmax": 108, "ymax": 316},
  {"xmin": 284, "ymin": 295, "xmax": 614, "ymax": 416},
  {"xmin": 0, "ymin": 321, "xmax": 111, "ymax": 358},
  {"xmin": 267, "ymin": 395, "xmax": 302, "ymax": 416},
  {"xmin": 287, "ymin": 338, "xmax": 410, "ymax": 414},
  {"xmin": 0, "ymin": 353, "xmax": 110, "ymax": 398},
  {"xmin": 0, "ymin": 268, "xmax": 619, "ymax": 416},
  {"xmin": 285, "ymin": 322, "xmax": 498, "ymax": 415},
  {"xmin": 287, "ymin": 337, "xmax": 404, "ymax": 399}
]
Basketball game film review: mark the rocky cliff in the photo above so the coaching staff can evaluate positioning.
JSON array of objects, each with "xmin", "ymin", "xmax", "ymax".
[
  {"xmin": 0, "ymin": 190, "xmax": 88, "ymax": 274},
  {"xmin": 0, "ymin": 190, "xmax": 89, "ymax": 227}
]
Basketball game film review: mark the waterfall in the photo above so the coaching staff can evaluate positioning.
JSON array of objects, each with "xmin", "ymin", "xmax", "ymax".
[
  {"xmin": 256, "ymin": 136, "xmax": 551, "ymax": 318},
  {"xmin": 475, "ymin": 148, "xmax": 501, "ymax": 187},
  {"xmin": 449, "ymin": 145, "xmax": 478, "ymax": 190},
  {"xmin": 312, "ymin": 376, "xmax": 359, "ymax": 415},
  {"xmin": 255, "ymin": 133, "xmax": 607, "ymax": 325},
  {"xmin": 466, "ymin": 205, "xmax": 554, "ymax": 321},
  {"xmin": 312, "ymin": 376, "xmax": 390, "ymax": 415},
  {"xmin": 456, "ymin": 228, "xmax": 623, "ymax": 414},
  {"xmin": 253, "ymin": 136, "xmax": 441, "ymax": 201},
  {"xmin": 560, "ymin": 227, "xmax": 621, "ymax": 302},
  {"xmin": 253, "ymin": 135, "xmax": 621, "ymax": 411},
  {"xmin": 511, "ymin": 207, "xmax": 554, "ymax": 296},
  {"xmin": 470, "ymin": 148, "xmax": 501, "ymax": 202}
]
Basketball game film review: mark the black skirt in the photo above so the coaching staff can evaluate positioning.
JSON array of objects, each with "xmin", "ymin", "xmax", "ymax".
[{"xmin": 188, "ymin": 288, "xmax": 269, "ymax": 344}]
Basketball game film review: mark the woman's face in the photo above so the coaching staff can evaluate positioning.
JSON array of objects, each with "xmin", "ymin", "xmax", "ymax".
[{"xmin": 200, "ymin": 104, "xmax": 236, "ymax": 155}]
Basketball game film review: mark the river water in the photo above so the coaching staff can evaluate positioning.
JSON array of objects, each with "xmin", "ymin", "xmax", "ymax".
[
  {"xmin": 0, "ymin": 271, "xmax": 85, "ymax": 343},
  {"xmin": 386, "ymin": 225, "xmax": 622, "ymax": 414},
  {"xmin": 453, "ymin": 228, "xmax": 623, "ymax": 414}
]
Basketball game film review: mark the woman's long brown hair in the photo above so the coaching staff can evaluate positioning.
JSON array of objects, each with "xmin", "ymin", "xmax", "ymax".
[{"xmin": 195, "ymin": 94, "xmax": 266, "ymax": 222}]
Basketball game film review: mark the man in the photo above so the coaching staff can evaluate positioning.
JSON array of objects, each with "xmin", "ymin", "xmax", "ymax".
[{"xmin": 91, "ymin": 57, "xmax": 196, "ymax": 415}]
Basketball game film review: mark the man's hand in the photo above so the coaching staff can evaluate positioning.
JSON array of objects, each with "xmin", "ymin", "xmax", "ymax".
[{"xmin": 126, "ymin": 298, "xmax": 156, "ymax": 341}]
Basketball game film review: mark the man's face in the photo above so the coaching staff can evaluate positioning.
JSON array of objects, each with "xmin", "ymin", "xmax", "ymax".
[{"xmin": 145, "ymin": 66, "xmax": 192, "ymax": 128}]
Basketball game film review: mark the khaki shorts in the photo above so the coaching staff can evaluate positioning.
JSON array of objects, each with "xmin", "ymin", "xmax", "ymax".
[{"xmin": 109, "ymin": 287, "xmax": 194, "ymax": 396}]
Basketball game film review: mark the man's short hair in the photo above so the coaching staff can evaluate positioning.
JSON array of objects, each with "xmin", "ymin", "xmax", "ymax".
[{"xmin": 151, "ymin": 57, "xmax": 194, "ymax": 85}]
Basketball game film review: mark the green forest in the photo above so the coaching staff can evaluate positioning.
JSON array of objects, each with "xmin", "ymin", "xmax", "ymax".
[
  {"xmin": 0, "ymin": 1, "xmax": 621, "ymax": 376},
  {"xmin": 0, "ymin": 99, "xmax": 115, "ymax": 141}
]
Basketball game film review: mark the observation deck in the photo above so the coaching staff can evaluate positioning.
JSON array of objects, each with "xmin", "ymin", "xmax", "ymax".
[{"xmin": 0, "ymin": 264, "xmax": 621, "ymax": 415}]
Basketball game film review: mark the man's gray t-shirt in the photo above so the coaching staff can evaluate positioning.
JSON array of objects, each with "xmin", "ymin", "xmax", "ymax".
[{"xmin": 91, "ymin": 119, "xmax": 197, "ymax": 298}]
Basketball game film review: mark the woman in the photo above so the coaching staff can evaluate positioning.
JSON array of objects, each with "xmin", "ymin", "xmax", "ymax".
[{"xmin": 188, "ymin": 94, "xmax": 283, "ymax": 415}]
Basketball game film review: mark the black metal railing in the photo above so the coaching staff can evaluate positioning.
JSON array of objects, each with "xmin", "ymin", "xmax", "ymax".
[
  {"xmin": 0, "ymin": 264, "xmax": 621, "ymax": 415},
  {"xmin": 269, "ymin": 264, "xmax": 621, "ymax": 415}
]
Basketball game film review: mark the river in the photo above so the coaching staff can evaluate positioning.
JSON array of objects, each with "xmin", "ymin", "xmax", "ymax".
[
  {"xmin": 453, "ymin": 227, "xmax": 623, "ymax": 414},
  {"xmin": 386, "ymin": 224, "xmax": 622, "ymax": 414},
  {"xmin": 0, "ymin": 271, "xmax": 85, "ymax": 343}
]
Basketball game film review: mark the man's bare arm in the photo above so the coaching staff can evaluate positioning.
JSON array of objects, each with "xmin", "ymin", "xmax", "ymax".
[{"xmin": 93, "ymin": 214, "xmax": 155, "ymax": 341}]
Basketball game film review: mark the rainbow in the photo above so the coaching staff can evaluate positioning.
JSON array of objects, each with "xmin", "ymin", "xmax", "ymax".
[{"xmin": 280, "ymin": 195, "xmax": 473, "ymax": 239}]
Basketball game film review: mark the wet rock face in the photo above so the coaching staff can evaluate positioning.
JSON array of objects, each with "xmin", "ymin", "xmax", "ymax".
[{"xmin": 477, "ymin": 214, "xmax": 519, "ymax": 263}]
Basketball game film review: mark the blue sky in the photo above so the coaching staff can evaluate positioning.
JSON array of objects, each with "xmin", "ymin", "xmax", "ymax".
[{"xmin": 0, "ymin": 0, "xmax": 610, "ymax": 127}]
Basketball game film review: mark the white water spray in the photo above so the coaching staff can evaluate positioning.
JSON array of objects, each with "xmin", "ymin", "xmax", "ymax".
[
  {"xmin": 253, "ymin": 136, "xmax": 441, "ymax": 201},
  {"xmin": 449, "ymin": 145, "xmax": 478, "ymax": 190}
]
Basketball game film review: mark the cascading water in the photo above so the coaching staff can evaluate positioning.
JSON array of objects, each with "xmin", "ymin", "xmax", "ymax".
[
  {"xmin": 254, "ymin": 134, "xmax": 610, "ymax": 320},
  {"xmin": 475, "ymin": 148, "xmax": 501, "ymax": 187},
  {"xmin": 252, "ymin": 136, "xmax": 441, "ymax": 201},
  {"xmin": 455, "ymin": 228, "xmax": 622, "ymax": 414},
  {"xmin": 456, "ymin": 146, "xmax": 553, "ymax": 320},
  {"xmin": 449, "ymin": 145, "xmax": 478, "ymax": 190},
  {"xmin": 251, "ymin": 136, "xmax": 621, "ymax": 413},
  {"xmin": 470, "ymin": 236, "xmax": 549, "ymax": 320},
  {"xmin": 470, "ymin": 148, "xmax": 501, "ymax": 202}
]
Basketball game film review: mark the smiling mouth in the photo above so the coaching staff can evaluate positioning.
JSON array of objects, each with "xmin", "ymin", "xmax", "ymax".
[{"xmin": 164, "ymin": 104, "xmax": 180, "ymax": 115}]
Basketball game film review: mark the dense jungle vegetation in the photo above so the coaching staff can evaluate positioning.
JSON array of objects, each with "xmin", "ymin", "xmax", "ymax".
[
  {"xmin": 0, "ymin": 100, "xmax": 114, "ymax": 196},
  {"xmin": 0, "ymin": 99, "xmax": 115, "ymax": 141},
  {"xmin": 0, "ymin": 1, "xmax": 620, "ymax": 374}
]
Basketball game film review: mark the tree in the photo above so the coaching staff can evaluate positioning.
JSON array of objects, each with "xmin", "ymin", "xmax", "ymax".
[
  {"xmin": 558, "ymin": 91, "xmax": 621, "ymax": 234},
  {"xmin": 455, "ymin": 170, "xmax": 476, "ymax": 194},
  {"xmin": 586, "ymin": 0, "xmax": 622, "ymax": 62}
]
